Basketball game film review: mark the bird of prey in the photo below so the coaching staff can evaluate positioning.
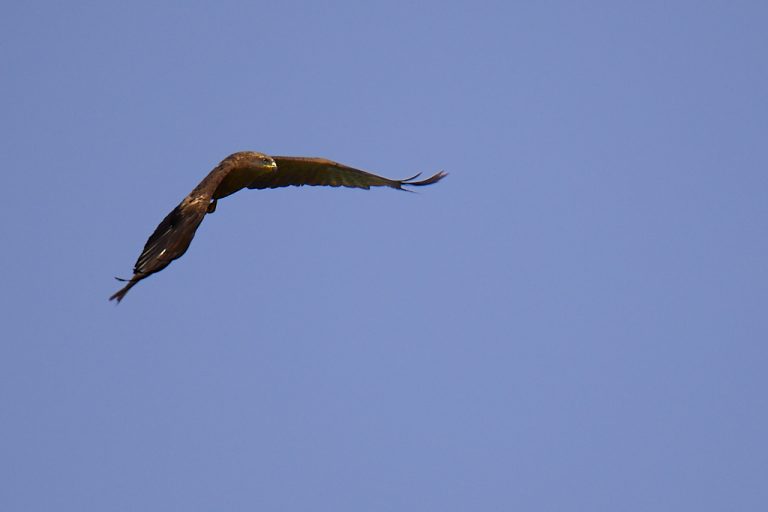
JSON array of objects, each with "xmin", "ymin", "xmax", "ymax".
[{"xmin": 110, "ymin": 151, "xmax": 447, "ymax": 302}]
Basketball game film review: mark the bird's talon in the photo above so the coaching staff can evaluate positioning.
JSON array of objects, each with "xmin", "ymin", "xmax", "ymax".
[{"xmin": 207, "ymin": 199, "xmax": 217, "ymax": 213}]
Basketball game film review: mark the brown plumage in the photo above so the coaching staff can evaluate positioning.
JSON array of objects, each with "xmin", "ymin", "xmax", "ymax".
[{"xmin": 110, "ymin": 151, "xmax": 447, "ymax": 302}]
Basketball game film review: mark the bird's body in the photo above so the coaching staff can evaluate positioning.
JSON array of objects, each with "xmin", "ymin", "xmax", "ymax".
[{"xmin": 110, "ymin": 151, "xmax": 446, "ymax": 302}]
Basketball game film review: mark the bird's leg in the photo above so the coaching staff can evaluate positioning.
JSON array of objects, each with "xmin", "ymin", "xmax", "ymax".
[{"xmin": 207, "ymin": 199, "xmax": 218, "ymax": 214}]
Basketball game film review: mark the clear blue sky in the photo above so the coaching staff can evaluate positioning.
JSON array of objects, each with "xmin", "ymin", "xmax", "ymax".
[{"xmin": 2, "ymin": 1, "xmax": 767, "ymax": 510}]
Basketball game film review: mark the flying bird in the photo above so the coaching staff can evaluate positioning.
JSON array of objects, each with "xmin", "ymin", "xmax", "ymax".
[{"xmin": 110, "ymin": 151, "xmax": 447, "ymax": 302}]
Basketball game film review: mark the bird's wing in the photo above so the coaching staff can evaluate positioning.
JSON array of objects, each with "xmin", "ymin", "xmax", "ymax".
[
  {"xmin": 246, "ymin": 156, "xmax": 447, "ymax": 191},
  {"xmin": 132, "ymin": 200, "xmax": 208, "ymax": 277}
]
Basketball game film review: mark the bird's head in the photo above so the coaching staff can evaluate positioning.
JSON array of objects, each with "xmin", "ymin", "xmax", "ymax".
[{"xmin": 230, "ymin": 151, "xmax": 278, "ymax": 172}]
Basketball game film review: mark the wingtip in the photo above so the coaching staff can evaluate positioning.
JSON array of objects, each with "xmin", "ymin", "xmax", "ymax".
[
  {"xmin": 403, "ymin": 170, "xmax": 448, "ymax": 187},
  {"xmin": 401, "ymin": 172, "xmax": 423, "ymax": 182},
  {"xmin": 109, "ymin": 279, "xmax": 137, "ymax": 303}
]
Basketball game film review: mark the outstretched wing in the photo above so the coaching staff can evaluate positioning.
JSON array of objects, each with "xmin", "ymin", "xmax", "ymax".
[
  {"xmin": 132, "ymin": 201, "xmax": 208, "ymax": 277},
  {"xmin": 246, "ymin": 156, "xmax": 447, "ymax": 191},
  {"xmin": 110, "ymin": 200, "xmax": 208, "ymax": 302}
]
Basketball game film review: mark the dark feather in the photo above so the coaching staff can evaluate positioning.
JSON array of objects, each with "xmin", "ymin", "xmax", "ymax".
[
  {"xmin": 109, "ymin": 201, "xmax": 207, "ymax": 302},
  {"xmin": 248, "ymin": 157, "xmax": 447, "ymax": 191}
]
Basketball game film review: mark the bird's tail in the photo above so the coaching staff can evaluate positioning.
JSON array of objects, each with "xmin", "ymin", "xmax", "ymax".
[{"xmin": 109, "ymin": 277, "xmax": 138, "ymax": 303}]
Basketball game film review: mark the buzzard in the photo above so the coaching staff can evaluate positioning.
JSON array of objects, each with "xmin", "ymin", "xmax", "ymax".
[{"xmin": 110, "ymin": 151, "xmax": 447, "ymax": 302}]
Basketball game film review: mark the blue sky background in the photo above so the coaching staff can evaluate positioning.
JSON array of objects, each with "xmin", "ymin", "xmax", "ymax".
[{"xmin": 2, "ymin": 1, "xmax": 767, "ymax": 510}]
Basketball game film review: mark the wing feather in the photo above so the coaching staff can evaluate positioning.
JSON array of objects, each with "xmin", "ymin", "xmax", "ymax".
[
  {"xmin": 247, "ymin": 156, "xmax": 447, "ymax": 191},
  {"xmin": 133, "ymin": 202, "xmax": 207, "ymax": 276}
]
